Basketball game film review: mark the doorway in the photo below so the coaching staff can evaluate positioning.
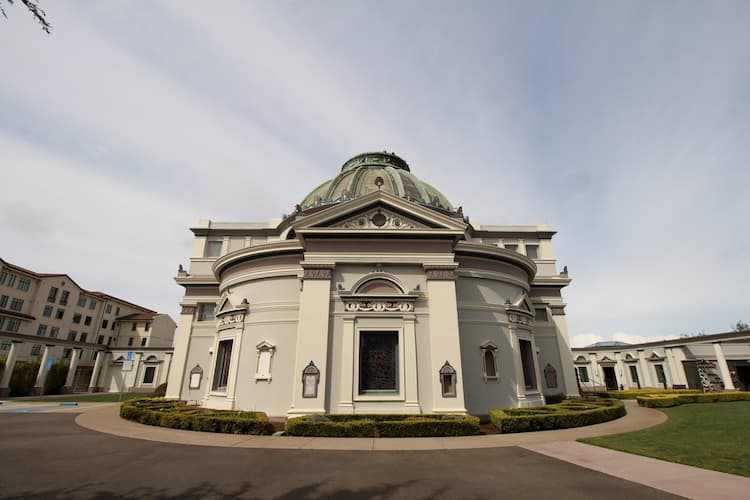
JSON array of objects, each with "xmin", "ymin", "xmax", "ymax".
[{"xmin": 602, "ymin": 366, "xmax": 618, "ymax": 390}]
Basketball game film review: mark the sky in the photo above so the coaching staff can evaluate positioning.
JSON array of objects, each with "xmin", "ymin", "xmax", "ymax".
[{"xmin": 1, "ymin": 1, "xmax": 748, "ymax": 347}]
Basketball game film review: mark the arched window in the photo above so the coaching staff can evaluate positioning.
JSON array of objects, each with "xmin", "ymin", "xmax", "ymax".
[
  {"xmin": 439, "ymin": 361, "xmax": 457, "ymax": 397},
  {"xmin": 480, "ymin": 342, "xmax": 498, "ymax": 381}
]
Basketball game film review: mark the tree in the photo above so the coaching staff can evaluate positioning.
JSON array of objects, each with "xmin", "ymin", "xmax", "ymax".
[
  {"xmin": 733, "ymin": 320, "xmax": 749, "ymax": 332},
  {"xmin": 1, "ymin": 0, "xmax": 51, "ymax": 34}
]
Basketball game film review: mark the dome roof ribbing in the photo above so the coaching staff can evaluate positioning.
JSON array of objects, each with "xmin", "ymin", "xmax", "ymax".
[{"xmin": 300, "ymin": 152, "xmax": 456, "ymax": 214}]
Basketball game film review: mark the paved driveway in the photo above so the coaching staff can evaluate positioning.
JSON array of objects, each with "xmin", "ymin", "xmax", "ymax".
[{"xmin": 0, "ymin": 413, "xmax": 681, "ymax": 499}]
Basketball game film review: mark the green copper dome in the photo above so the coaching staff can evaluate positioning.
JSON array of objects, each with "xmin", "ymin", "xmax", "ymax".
[{"xmin": 300, "ymin": 152, "xmax": 456, "ymax": 213}]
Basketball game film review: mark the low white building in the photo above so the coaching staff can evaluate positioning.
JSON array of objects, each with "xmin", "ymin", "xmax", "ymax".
[
  {"xmin": 572, "ymin": 331, "xmax": 750, "ymax": 392},
  {"xmin": 167, "ymin": 152, "xmax": 579, "ymax": 416},
  {"xmin": 0, "ymin": 259, "xmax": 175, "ymax": 396}
]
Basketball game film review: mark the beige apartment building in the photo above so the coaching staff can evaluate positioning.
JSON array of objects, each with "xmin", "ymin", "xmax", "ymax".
[
  {"xmin": 167, "ymin": 152, "xmax": 579, "ymax": 417},
  {"xmin": 0, "ymin": 259, "xmax": 176, "ymax": 396}
]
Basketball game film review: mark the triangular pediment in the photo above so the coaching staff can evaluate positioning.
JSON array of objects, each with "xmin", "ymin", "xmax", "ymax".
[{"xmin": 294, "ymin": 190, "xmax": 467, "ymax": 235}]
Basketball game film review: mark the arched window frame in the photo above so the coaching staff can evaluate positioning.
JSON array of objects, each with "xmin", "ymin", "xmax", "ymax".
[
  {"xmin": 480, "ymin": 342, "xmax": 499, "ymax": 382},
  {"xmin": 255, "ymin": 340, "xmax": 276, "ymax": 382},
  {"xmin": 439, "ymin": 361, "xmax": 457, "ymax": 397}
]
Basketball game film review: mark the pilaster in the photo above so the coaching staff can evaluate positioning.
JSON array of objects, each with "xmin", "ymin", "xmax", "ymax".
[
  {"xmin": 63, "ymin": 348, "xmax": 82, "ymax": 393},
  {"xmin": 713, "ymin": 342, "xmax": 736, "ymax": 391},
  {"xmin": 0, "ymin": 341, "xmax": 21, "ymax": 397},
  {"xmin": 33, "ymin": 345, "xmax": 54, "ymax": 395},
  {"xmin": 166, "ymin": 305, "xmax": 196, "ymax": 400},
  {"xmin": 337, "ymin": 316, "xmax": 355, "ymax": 413}
]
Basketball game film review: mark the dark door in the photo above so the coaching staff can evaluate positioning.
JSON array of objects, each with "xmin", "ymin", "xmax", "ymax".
[
  {"xmin": 736, "ymin": 366, "xmax": 750, "ymax": 391},
  {"xmin": 603, "ymin": 366, "xmax": 618, "ymax": 390}
]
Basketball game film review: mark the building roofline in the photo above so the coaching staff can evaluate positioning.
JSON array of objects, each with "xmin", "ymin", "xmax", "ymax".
[{"xmin": 572, "ymin": 330, "xmax": 750, "ymax": 351}]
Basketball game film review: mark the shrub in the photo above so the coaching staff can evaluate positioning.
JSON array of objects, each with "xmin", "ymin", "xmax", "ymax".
[
  {"xmin": 119, "ymin": 398, "xmax": 273, "ymax": 435},
  {"xmin": 489, "ymin": 398, "xmax": 625, "ymax": 433},
  {"xmin": 637, "ymin": 391, "xmax": 750, "ymax": 408},
  {"xmin": 584, "ymin": 389, "xmax": 701, "ymax": 400},
  {"xmin": 149, "ymin": 383, "xmax": 167, "ymax": 397},
  {"xmin": 286, "ymin": 414, "xmax": 480, "ymax": 437},
  {"xmin": 9, "ymin": 362, "xmax": 40, "ymax": 397},
  {"xmin": 44, "ymin": 361, "xmax": 69, "ymax": 395}
]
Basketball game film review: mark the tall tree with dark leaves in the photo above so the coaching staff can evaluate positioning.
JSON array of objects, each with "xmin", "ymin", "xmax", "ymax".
[{"xmin": 1, "ymin": 0, "xmax": 51, "ymax": 34}]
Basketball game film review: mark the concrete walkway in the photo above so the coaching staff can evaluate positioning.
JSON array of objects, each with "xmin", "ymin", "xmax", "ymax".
[{"xmin": 5, "ymin": 399, "xmax": 750, "ymax": 499}]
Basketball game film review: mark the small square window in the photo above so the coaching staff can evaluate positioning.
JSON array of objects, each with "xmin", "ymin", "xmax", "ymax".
[
  {"xmin": 97, "ymin": 335, "xmax": 104, "ymax": 344},
  {"xmin": 128, "ymin": 337, "xmax": 134, "ymax": 346},
  {"xmin": 131, "ymin": 322, "xmax": 137, "ymax": 331},
  {"xmin": 577, "ymin": 366, "xmax": 590, "ymax": 383},
  {"xmin": 30, "ymin": 344, "xmax": 41, "ymax": 356},
  {"xmin": 43, "ymin": 305, "xmax": 53, "ymax": 317},
  {"xmin": 105, "ymin": 304, "xmax": 112, "ymax": 314},
  {"xmin": 9, "ymin": 298, "xmax": 23, "ymax": 311},
  {"xmin": 6, "ymin": 318, "xmax": 20, "ymax": 332},
  {"xmin": 0, "ymin": 340, "xmax": 12, "ymax": 351},
  {"xmin": 534, "ymin": 308, "xmax": 548, "ymax": 322},
  {"xmin": 84, "ymin": 316, "xmax": 92, "ymax": 326},
  {"xmin": 0, "ymin": 271, "xmax": 6, "ymax": 285},
  {"xmin": 88, "ymin": 300, "xmax": 97, "ymax": 310},
  {"xmin": 7, "ymin": 275, "xmax": 16, "ymax": 287},
  {"xmin": 37, "ymin": 324, "xmax": 48, "ymax": 336},
  {"xmin": 56, "ymin": 308, "xmax": 65, "ymax": 320},
  {"xmin": 525, "ymin": 245, "xmax": 539, "ymax": 259},
  {"xmin": 115, "ymin": 306, "xmax": 120, "ymax": 316},
  {"xmin": 79, "ymin": 332, "xmax": 87, "ymax": 343},
  {"xmin": 101, "ymin": 319, "xmax": 108, "ymax": 329},
  {"xmin": 204, "ymin": 240, "xmax": 222, "ymax": 257},
  {"xmin": 197, "ymin": 303, "xmax": 216, "ymax": 321},
  {"xmin": 73, "ymin": 313, "xmax": 82, "ymax": 324},
  {"xmin": 145, "ymin": 322, "xmax": 150, "ymax": 331},
  {"xmin": 142, "ymin": 366, "xmax": 156, "ymax": 385},
  {"xmin": 67, "ymin": 331, "xmax": 76, "ymax": 341}
]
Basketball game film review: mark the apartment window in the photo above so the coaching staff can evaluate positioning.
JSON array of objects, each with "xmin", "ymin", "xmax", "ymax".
[
  {"xmin": 47, "ymin": 286, "xmax": 58, "ymax": 302},
  {"xmin": 128, "ymin": 337, "xmax": 134, "ymax": 346},
  {"xmin": 629, "ymin": 365, "xmax": 640, "ymax": 386},
  {"xmin": 79, "ymin": 332, "xmax": 87, "ymax": 343},
  {"xmin": 9, "ymin": 298, "xmax": 23, "ymax": 311},
  {"xmin": 30, "ymin": 344, "xmax": 41, "ymax": 356},
  {"xmin": 67, "ymin": 331, "xmax": 76, "ymax": 341},
  {"xmin": 88, "ymin": 300, "xmax": 97, "ymax": 310},
  {"xmin": 519, "ymin": 339, "xmax": 537, "ymax": 390},
  {"xmin": 105, "ymin": 304, "xmax": 112, "ymax": 314},
  {"xmin": 101, "ymin": 319, "xmax": 108, "ymax": 329},
  {"xmin": 42, "ymin": 305, "xmax": 53, "ymax": 317},
  {"xmin": 212, "ymin": 339, "xmax": 234, "ymax": 391},
  {"xmin": 0, "ymin": 341, "xmax": 11, "ymax": 351},
  {"xmin": 37, "ymin": 324, "xmax": 48, "ymax": 336},
  {"xmin": 6, "ymin": 318, "xmax": 20, "ymax": 332},
  {"xmin": 197, "ymin": 303, "xmax": 216, "ymax": 321},
  {"xmin": 50, "ymin": 327, "xmax": 59, "ymax": 339},
  {"xmin": 439, "ymin": 361, "xmax": 457, "ymax": 397},
  {"xmin": 145, "ymin": 322, "xmax": 150, "ymax": 331},
  {"xmin": 525, "ymin": 245, "xmax": 539, "ymax": 259},
  {"xmin": 73, "ymin": 313, "xmax": 82, "ymax": 324},
  {"xmin": 142, "ymin": 366, "xmax": 156, "ymax": 385},
  {"xmin": 97, "ymin": 335, "xmax": 104, "ymax": 344},
  {"xmin": 480, "ymin": 343, "xmax": 498, "ymax": 381},
  {"xmin": 7, "ymin": 275, "xmax": 16, "ymax": 287},
  {"xmin": 655, "ymin": 364, "xmax": 667, "ymax": 386},
  {"xmin": 577, "ymin": 366, "xmax": 590, "ymax": 383},
  {"xmin": 107, "ymin": 336, "xmax": 113, "ymax": 346},
  {"xmin": 131, "ymin": 322, "xmax": 137, "ymax": 331},
  {"xmin": 59, "ymin": 290, "xmax": 69, "ymax": 306},
  {"xmin": 56, "ymin": 308, "xmax": 65, "ymax": 320},
  {"xmin": 111, "ymin": 322, "xmax": 116, "ymax": 331},
  {"xmin": 0, "ymin": 295, "xmax": 7, "ymax": 308},
  {"xmin": 17, "ymin": 278, "xmax": 30, "ymax": 291},
  {"xmin": 77, "ymin": 295, "xmax": 86, "ymax": 307},
  {"xmin": 0, "ymin": 316, "xmax": 5, "ymax": 330},
  {"xmin": 115, "ymin": 306, "xmax": 120, "ymax": 316},
  {"xmin": 204, "ymin": 240, "xmax": 222, "ymax": 257},
  {"xmin": 141, "ymin": 337, "xmax": 147, "ymax": 347},
  {"xmin": 504, "ymin": 244, "xmax": 518, "ymax": 252},
  {"xmin": 0, "ymin": 271, "xmax": 6, "ymax": 285},
  {"xmin": 63, "ymin": 348, "xmax": 72, "ymax": 359},
  {"xmin": 534, "ymin": 308, "xmax": 548, "ymax": 322},
  {"xmin": 84, "ymin": 316, "xmax": 92, "ymax": 326}
]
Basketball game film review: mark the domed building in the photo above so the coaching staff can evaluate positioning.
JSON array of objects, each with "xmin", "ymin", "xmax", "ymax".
[{"xmin": 167, "ymin": 152, "xmax": 578, "ymax": 416}]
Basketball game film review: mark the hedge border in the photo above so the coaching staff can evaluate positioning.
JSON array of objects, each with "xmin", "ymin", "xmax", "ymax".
[
  {"xmin": 286, "ymin": 414, "xmax": 480, "ymax": 437},
  {"xmin": 584, "ymin": 389, "xmax": 701, "ymax": 400},
  {"xmin": 637, "ymin": 391, "xmax": 750, "ymax": 408},
  {"xmin": 489, "ymin": 398, "xmax": 625, "ymax": 433},
  {"xmin": 120, "ymin": 398, "xmax": 274, "ymax": 435}
]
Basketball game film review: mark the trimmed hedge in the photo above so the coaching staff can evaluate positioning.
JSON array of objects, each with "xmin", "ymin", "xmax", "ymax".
[
  {"xmin": 120, "ymin": 398, "xmax": 274, "ymax": 435},
  {"xmin": 286, "ymin": 414, "xmax": 480, "ymax": 437},
  {"xmin": 584, "ymin": 389, "xmax": 701, "ymax": 400},
  {"xmin": 637, "ymin": 391, "xmax": 750, "ymax": 408},
  {"xmin": 489, "ymin": 398, "xmax": 625, "ymax": 433}
]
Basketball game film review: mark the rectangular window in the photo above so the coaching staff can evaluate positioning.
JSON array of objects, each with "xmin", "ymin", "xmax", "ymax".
[
  {"xmin": 519, "ymin": 339, "xmax": 537, "ymax": 390},
  {"xmin": 107, "ymin": 336, "xmax": 113, "ymax": 345},
  {"xmin": 56, "ymin": 308, "xmax": 65, "ymax": 320},
  {"xmin": 0, "ymin": 341, "xmax": 11, "ymax": 350},
  {"xmin": 60, "ymin": 290, "xmax": 69, "ymax": 305},
  {"xmin": 504, "ymin": 244, "xmax": 518, "ymax": 252},
  {"xmin": 115, "ymin": 306, "xmax": 120, "ymax": 316},
  {"xmin": 131, "ymin": 322, "xmax": 137, "ymax": 331},
  {"xmin": 37, "ymin": 324, "xmax": 48, "ymax": 336},
  {"xmin": 197, "ymin": 303, "xmax": 216, "ymax": 321},
  {"xmin": 212, "ymin": 339, "xmax": 234, "ymax": 391},
  {"xmin": 50, "ymin": 326, "xmax": 59, "ymax": 339},
  {"xmin": 67, "ymin": 331, "xmax": 76, "ymax": 341},
  {"xmin": 105, "ymin": 304, "xmax": 112, "ymax": 314},
  {"xmin": 0, "ymin": 271, "xmax": 6, "ymax": 285},
  {"xmin": 128, "ymin": 337, "xmax": 134, "ymax": 346},
  {"xmin": 577, "ymin": 366, "xmax": 590, "ymax": 383},
  {"xmin": 17, "ymin": 278, "xmax": 30, "ymax": 291},
  {"xmin": 111, "ymin": 322, "xmax": 116, "ymax": 331},
  {"xmin": 145, "ymin": 322, "xmax": 150, "ymax": 331},
  {"xmin": 101, "ymin": 319, "xmax": 108, "ymax": 329},
  {"xmin": 0, "ymin": 295, "xmax": 7, "ymax": 308},
  {"xmin": 30, "ymin": 344, "xmax": 41, "ymax": 356},
  {"xmin": 204, "ymin": 240, "xmax": 223, "ymax": 257},
  {"xmin": 6, "ymin": 318, "xmax": 20, "ymax": 332},
  {"xmin": 7, "ymin": 275, "xmax": 16, "ymax": 287},
  {"xmin": 655, "ymin": 364, "xmax": 667, "ymax": 385},
  {"xmin": 88, "ymin": 300, "xmax": 97, "ymax": 310},
  {"xmin": 9, "ymin": 298, "xmax": 23, "ymax": 311},
  {"xmin": 97, "ymin": 335, "xmax": 104, "ymax": 344},
  {"xmin": 77, "ymin": 295, "xmax": 86, "ymax": 307},
  {"xmin": 79, "ymin": 332, "xmax": 87, "ymax": 343},
  {"xmin": 525, "ymin": 245, "xmax": 539, "ymax": 259},
  {"xmin": 534, "ymin": 308, "xmax": 548, "ymax": 322},
  {"xmin": 142, "ymin": 366, "xmax": 156, "ymax": 385},
  {"xmin": 43, "ymin": 305, "xmax": 53, "ymax": 317},
  {"xmin": 84, "ymin": 316, "xmax": 92, "ymax": 326},
  {"xmin": 140, "ymin": 337, "xmax": 147, "ymax": 347},
  {"xmin": 73, "ymin": 313, "xmax": 82, "ymax": 324},
  {"xmin": 359, "ymin": 332, "xmax": 398, "ymax": 394},
  {"xmin": 629, "ymin": 365, "xmax": 640, "ymax": 386},
  {"xmin": 0, "ymin": 315, "xmax": 5, "ymax": 330},
  {"xmin": 47, "ymin": 286, "xmax": 58, "ymax": 302}
]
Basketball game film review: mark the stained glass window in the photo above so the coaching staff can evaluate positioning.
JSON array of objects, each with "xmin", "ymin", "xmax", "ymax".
[{"xmin": 359, "ymin": 332, "xmax": 398, "ymax": 393}]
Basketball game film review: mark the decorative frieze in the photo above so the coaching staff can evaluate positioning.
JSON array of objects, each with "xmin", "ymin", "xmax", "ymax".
[
  {"xmin": 508, "ymin": 313, "xmax": 533, "ymax": 326},
  {"xmin": 181, "ymin": 305, "xmax": 197, "ymax": 315},
  {"xmin": 425, "ymin": 269, "xmax": 456, "ymax": 281},
  {"xmin": 303, "ymin": 268, "xmax": 332, "ymax": 280},
  {"xmin": 217, "ymin": 313, "xmax": 245, "ymax": 329},
  {"xmin": 344, "ymin": 300, "xmax": 414, "ymax": 313}
]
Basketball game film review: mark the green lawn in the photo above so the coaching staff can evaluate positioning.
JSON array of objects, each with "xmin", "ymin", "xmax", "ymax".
[
  {"xmin": 17, "ymin": 392, "xmax": 150, "ymax": 403},
  {"xmin": 579, "ymin": 401, "xmax": 750, "ymax": 477}
]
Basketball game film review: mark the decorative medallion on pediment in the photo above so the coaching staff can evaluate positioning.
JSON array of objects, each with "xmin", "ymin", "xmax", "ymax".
[
  {"xmin": 344, "ymin": 300, "xmax": 414, "ymax": 313},
  {"xmin": 331, "ymin": 208, "xmax": 426, "ymax": 230}
]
